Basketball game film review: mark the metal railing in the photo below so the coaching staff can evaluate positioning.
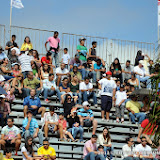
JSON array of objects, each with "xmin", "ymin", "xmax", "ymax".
[{"xmin": 0, "ymin": 24, "xmax": 6, "ymax": 48}]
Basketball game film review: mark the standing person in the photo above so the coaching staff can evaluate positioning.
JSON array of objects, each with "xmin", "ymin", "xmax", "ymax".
[
  {"xmin": 21, "ymin": 36, "xmax": 33, "ymax": 52},
  {"xmin": 98, "ymin": 71, "xmax": 116, "ymax": 121},
  {"xmin": 89, "ymin": 41, "xmax": 97, "ymax": 62},
  {"xmin": 134, "ymin": 50, "xmax": 144, "ymax": 66},
  {"xmin": 62, "ymin": 48, "xmax": 70, "ymax": 68},
  {"xmin": 45, "ymin": 31, "xmax": 60, "ymax": 67},
  {"xmin": 5, "ymin": 35, "xmax": 19, "ymax": 56},
  {"xmin": 83, "ymin": 134, "xmax": 105, "ymax": 160}
]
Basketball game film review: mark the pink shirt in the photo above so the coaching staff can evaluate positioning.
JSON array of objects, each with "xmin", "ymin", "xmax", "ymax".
[
  {"xmin": 83, "ymin": 140, "xmax": 97, "ymax": 158},
  {"xmin": 47, "ymin": 37, "xmax": 60, "ymax": 52}
]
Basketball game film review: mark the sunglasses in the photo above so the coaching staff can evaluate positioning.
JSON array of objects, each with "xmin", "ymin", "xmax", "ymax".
[
  {"xmin": 142, "ymin": 140, "xmax": 147, "ymax": 142},
  {"xmin": 43, "ymin": 144, "xmax": 48, "ymax": 146},
  {"xmin": 86, "ymin": 105, "xmax": 90, "ymax": 107},
  {"xmin": 130, "ymin": 141, "xmax": 134, "ymax": 143}
]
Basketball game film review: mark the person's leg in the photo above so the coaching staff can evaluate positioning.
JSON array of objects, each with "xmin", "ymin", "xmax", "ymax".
[
  {"xmin": 108, "ymin": 146, "xmax": 114, "ymax": 159},
  {"xmin": 135, "ymin": 113, "xmax": 146, "ymax": 124},
  {"xmin": 24, "ymin": 130, "xmax": 31, "ymax": 139},
  {"xmin": 106, "ymin": 97, "xmax": 112, "ymax": 120},
  {"xmin": 82, "ymin": 91, "xmax": 88, "ymax": 101},
  {"xmin": 92, "ymin": 119, "xmax": 97, "ymax": 135},
  {"xmin": 57, "ymin": 123, "xmax": 63, "ymax": 139},
  {"xmin": 121, "ymin": 105, "xmax": 125, "ymax": 119},
  {"xmin": 57, "ymin": 76, "xmax": 62, "ymax": 87},
  {"xmin": 101, "ymin": 96, "xmax": 106, "ymax": 119},
  {"xmin": 37, "ymin": 130, "xmax": 43, "ymax": 147},
  {"xmin": 136, "ymin": 75, "xmax": 141, "ymax": 88},
  {"xmin": 0, "ymin": 139, "xmax": 6, "ymax": 149},
  {"xmin": 54, "ymin": 52, "xmax": 59, "ymax": 68},
  {"xmin": 116, "ymin": 106, "xmax": 120, "ymax": 121},
  {"xmin": 55, "ymin": 88, "xmax": 62, "ymax": 102},
  {"xmin": 79, "ymin": 117, "xmax": 84, "ymax": 126},
  {"xmin": 79, "ymin": 126, "xmax": 84, "ymax": 141},
  {"xmin": 95, "ymin": 154, "xmax": 106, "ymax": 160},
  {"xmin": 139, "ymin": 76, "xmax": 151, "ymax": 89},
  {"xmin": 23, "ymin": 105, "xmax": 28, "ymax": 118},
  {"xmin": 15, "ymin": 139, "xmax": 21, "ymax": 154},
  {"xmin": 91, "ymin": 92, "xmax": 97, "ymax": 104},
  {"xmin": 84, "ymin": 152, "xmax": 96, "ymax": 160},
  {"xmin": 36, "ymin": 89, "xmax": 41, "ymax": 97},
  {"xmin": 85, "ymin": 70, "xmax": 90, "ymax": 77},
  {"xmin": 129, "ymin": 112, "xmax": 136, "ymax": 124},
  {"xmin": 91, "ymin": 71, "xmax": 97, "ymax": 83},
  {"xmin": 81, "ymin": 68, "xmax": 86, "ymax": 80},
  {"xmin": 66, "ymin": 131, "xmax": 74, "ymax": 141},
  {"xmin": 44, "ymin": 124, "xmax": 49, "ymax": 138},
  {"xmin": 43, "ymin": 88, "xmax": 49, "ymax": 100},
  {"xmin": 123, "ymin": 157, "xmax": 135, "ymax": 160},
  {"xmin": 38, "ymin": 107, "xmax": 46, "ymax": 118},
  {"xmin": 3, "ymin": 75, "xmax": 14, "ymax": 80},
  {"xmin": 23, "ymin": 88, "xmax": 31, "ymax": 97}
]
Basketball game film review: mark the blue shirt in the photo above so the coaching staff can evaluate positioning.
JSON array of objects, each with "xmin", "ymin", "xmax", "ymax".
[
  {"xmin": 23, "ymin": 96, "xmax": 41, "ymax": 109},
  {"xmin": 0, "ymin": 52, "xmax": 8, "ymax": 60},
  {"xmin": 77, "ymin": 108, "xmax": 93, "ymax": 118},
  {"xmin": 94, "ymin": 63, "xmax": 103, "ymax": 70},
  {"xmin": 22, "ymin": 118, "xmax": 39, "ymax": 135},
  {"xmin": 59, "ymin": 83, "xmax": 69, "ymax": 89}
]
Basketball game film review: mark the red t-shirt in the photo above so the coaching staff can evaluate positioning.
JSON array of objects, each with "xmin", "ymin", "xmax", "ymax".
[
  {"xmin": 41, "ymin": 56, "xmax": 50, "ymax": 65},
  {"xmin": 58, "ymin": 119, "xmax": 67, "ymax": 130},
  {"xmin": 141, "ymin": 119, "xmax": 158, "ymax": 135}
]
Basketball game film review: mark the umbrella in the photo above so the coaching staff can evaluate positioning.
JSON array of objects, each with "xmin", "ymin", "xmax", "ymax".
[{"xmin": 0, "ymin": 86, "xmax": 7, "ymax": 95}]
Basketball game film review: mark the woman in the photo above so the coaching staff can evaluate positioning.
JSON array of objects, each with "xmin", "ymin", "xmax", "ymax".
[
  {"xmin": 12, "ymin": 63, "xmax": 21, "ymax": 77},
  {"xmin": 110, "ymin": 58, "xmax": 122, "ymax": 83},
  {"xmin": 21, "ymin": 36, "xmax": 33, "ymax": 51},
  {"xmin": 40, "ymin": 64, "xmax": 52, "ymax": 80},
  {"xmin": 0, "ymin": 58, "xmax": 14, "ymax": 80},
  {"xmin": 127, "ymin": 73, "xmax": 139, "ymax": 89},
  {"xmin": 98, "ymin": 127, "xmax": 114, "ymax": 159},
  {"xmin": 31, "ymin": 61, "xmax": 40, "ymax": 79},
  {"xmin": 32, "ymin": 50, "xmax": 41, "ymax": 67},
  {"xmin": 134, "ymin": 50, "xmax": 144, "ymax": 66},
  {"xmin": 59, "ymin": 77, "xmax": 71, "ymax": 95},
  {"xmin": 41, "ymin": 52, "xmax": 55, "ymax": 68}
]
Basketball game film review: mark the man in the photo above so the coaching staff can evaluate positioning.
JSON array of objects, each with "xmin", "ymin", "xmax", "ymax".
[
  {"xmin": 8, "ymin": 48, "xmax": 19, "ymax": 64},
  {"xmin": 89, "ymin": 41, "xmax": 98, "ymax": 62},
  {"xmin": 23, "ymin": 89, "xmax": 46, "ymax": 121},
  {"xmin": 43, "ymin": 73, "xmax": 61, "ymax": 103},
  {"xmin": 83, "ymin": 134, "xmax": 105, "ymax": 160},
  {"xmin": 45, "ymin": 31, "xmax": 60, "ymax": 68},
  {"xmin": 80, "ymin": 77, "xmax": 97, "ymax": 107},
  {"xmin": 55, "ymin": 63, "xmax": 69, "ymax": 86},
  {"xmin": 24, "ymin": 71, "xmax": 42, "ymax": 97},
  {"xmin": 126, "ymin": 94, "xmax": 146, "ymax": 124},
  {"xmin": 0, "ymin": 46, "xmax": 8, "ymax": 63},
  {"xmin": 43, "ymin": 106, "xmax": 63, "ymax": 140},
  {"xmin": 22, "ymin": 110, "xmax": 44, "ymax": 147},
  {"xmin": 38, "ymin": 138, "xmax": 56, "ymax": 160},
  {"xmin": 133, "ymin": 60, "xmax": 155, "ymax": 89},
  {"xmin": 0, "ymin": 117, "xmax": 21, "ymax": 155},
  {"xmin": 98, "ymin": 71, "xmax": 116, "ymax": 121},
  {"xmin": 5, "ymin": 35, "xmax": 19, "ymax": 56},
  {"xmin": 122, "ymin": 60, "xmax": 133, "ymax": 82},
  {"xmin": 70, "ymin": 66, "xmax": 82, "ymax": 82},
  {"xmin": 77, "ymin": 101, "xmax": 97, "ymax": 135},
  {"xmin": 135, "ymin": 136, "xmax": 156, "ymax": 160}
]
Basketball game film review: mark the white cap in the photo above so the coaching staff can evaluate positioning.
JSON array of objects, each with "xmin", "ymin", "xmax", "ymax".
[
  {"xmin": 139, "ymin": 60, "xmax": 144, "ymax": 64},
  {"xmin": 11, "ymin": 47, "xmax": 20, "ymax": 55},
  {"xmin": 82, "ymin": 101, "xmax": 90, "ymax": 107},
  {"xmin": 0, "ymin": 95, "xmax": 5, "ymax": 98}
]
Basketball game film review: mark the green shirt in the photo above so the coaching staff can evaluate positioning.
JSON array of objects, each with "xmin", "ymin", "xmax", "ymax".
[
  {"xmin": 24, "ymin": 78, "xmax": 40, "ymax": 89},
  {"xmin": 70, "ymin": 71, "xmax": 82, "ymax": 81},
  {"xmin": 32, "ymin": 69, "xmax": 38, "ymax": 76},
  {"xmin": 77, "ymin": 45, "xmax": 87, "ymax": 61},
  {"xmin": 70, "ymin": 83, "xmax": 79, "ymax": 92}
]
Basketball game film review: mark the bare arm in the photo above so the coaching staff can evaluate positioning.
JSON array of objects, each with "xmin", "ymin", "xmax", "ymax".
[{"xmin": 45, "ymin": 42, "xmax": 48, "ymax": 51}]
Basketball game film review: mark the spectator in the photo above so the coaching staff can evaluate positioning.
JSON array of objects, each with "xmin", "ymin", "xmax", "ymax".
[
  {"xmin": 8, "ymin": 49, "xmax": 19, "ymax": 64},
  {"xmin": 18, "ymin": 51, "xmax": 33, "ymax": 78},
  {"xmin": 0, "ymin": 117, "xmax": 21, "ymax": 155},
  {"xmin": 24, "ymin": 71, "xmax": 42, "ymax": 97},
  {"xmin": 70, "ymin": 66, "xmax": 82, "ymax": 82},
  {"xmin": 4, "ymin": 149, "xmax": 14, "ymax": 160},
  {"xmin": 128, "ymin": 73, "xmax": 139, "ymax": 89},
  {"xmin": 45, "ymin": 31, "xmax": 60, "ymax": 67},
  {"xmin": 62, "ymin": 48, "xmax": 70, "ymax": 68},
  {"xmin": 83, "ymin": 134, "xmax": 105, "ymax": 160},
  {"xmin": 110, "ymin": 58, "xmax": 123, "ymax": 83},
  {"xmin": 89, "ymin": 41, "xmax": 97, "ymax": 62},
  {"xmin": 41, "ymin": 52, "xmax": 53, "ymax": 67},
  {"xmin": 116, "ymin": 79, "xmax": 121, "ymax": 91},
  {"xmin": 22, "ymin": 110, "xmax": 43, "ymax": 147},
  {"xmin": 12, "ymin": 63, "xmax": 21, "ymax": 77},
  {"xmin": 43, "ymin": 73, "xmax": 61, "ymax": 103},
  {"xmin": 98, "ymin": 127, "xmax": 114, "ymax": 159},
  {"xmin": 98, "ymin": 71, "xmax": 116, "ymax": 121},
  {"xmin": 148, "ymin": 60, "xmax": 154, "ymax": 74},
  {"xmin": 41, "ymin": 64, "xmax": 53, "ymax": 80},
  {"xmin": 5, "ymin": 35, "xmax": 19, "ymax": 56},
  {"xmin": 140, "ymin": 96, "xmax": 150, "ymax": 113},
  {"xmin": 37, "ymin": 138, "xmax": 56, "ymax": 160},
  {"xmin": 93, "ymin": 58, "xmax": 106, "ymax": 82},
  {"xmin": 80, "ymin": 77, "xmax": 97, "ymax": 107},
  {"xmin": 122, "ymin": 137, "xmax": 135, "ymax": 160},
  {"xmin": 31, "ymin": 61, "xmax": 40, "ymax": 79},
  {"xmin": 43, "ymin": 106, "xmax": 63, "ymax": 140},
  {"xmin": 135, "ymin": 136, "xmax": 155, "ymax": 160},
  {"xmin": 0, "ymin": 46, "xmax": 8, "ymax": 63},
  {"xmin": 56, "ymin": 63, "xmax": 69, "ymax": 86},
  {"xmin": 77, "ymin": 101, "xmax": 97, "ymax": 135},
  {"xmin": 23, "ymin": 89, "xmax": 46, "ymax": 121},
  {"xmin": 134, "ymin": 50, "xmax": 144, "ymax": 66},
  {"xmin": 59, "ymin": 77, "xmax": 71, "ymax": 95},
  {"xmin": 126, "ymin": 94, "xmax": 146, "ymax": 124},
  {"xmin": 21, "ymin": 36, "xmax": 33, "ymax": 52},
  {"xmin": 32, "ymin": 50, "xmax": 41, "ymax": 67},
  {"xmin": 122, "ymin": 60, "xmax": 133, "ymax": 82},
  {"xmin": 77, "ymin": 37, "xmax": 88, "ymax": 63},
  {"xmin": 114, "ymin": 84, "xmax": 127, "ymax": 123}
]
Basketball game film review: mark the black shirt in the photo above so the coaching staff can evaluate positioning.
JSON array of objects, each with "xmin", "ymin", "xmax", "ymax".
[
  {"xmin": 63, "ymin": 100, "xmax": 75, "ymax": 117},
  {"xmin": 6, "ymin": 41, "xmax": 18, "ymax": 55}
]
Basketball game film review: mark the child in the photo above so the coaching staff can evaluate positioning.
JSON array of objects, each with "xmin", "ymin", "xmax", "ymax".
[
  {"xmin": 12, "ymin": 64, "xmax": 21, "ymax": 77},
  {"xmin": 116, "ymin": 79, "xmax": 120, "ymax": 91},
  {"xmin": 114, "ymin": 84, "xmax": 127, "ymax": 123},
  {"xmin": 58, "ymin": 112, "xmax": 75, "ymax": 142},
  {"xmin": 97, "ymin": 145, "xmax": 109, "ymax": 160},
  {"xmin": 62, "ymin": 48, "xmax": 70, "ymax": 68},
  {"xmin": 4, "ymin": 149, "xmax": 14, "ymax": 160}
]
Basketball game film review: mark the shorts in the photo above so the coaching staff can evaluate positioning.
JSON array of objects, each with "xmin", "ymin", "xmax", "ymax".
[
  {"xmin": 49, "ymin": 126, "xmax": 56, "ymax": 133},
  {"xmin": 101, "ymin": 95, "xmax": 112, "ymax": 112},
  {"xmin": 84, "ymin": 120, "xmax": 92, "ymax": 127},
  {"xmin": 28, "ymin": 108, "xmax": 39, "ymax": 116}
]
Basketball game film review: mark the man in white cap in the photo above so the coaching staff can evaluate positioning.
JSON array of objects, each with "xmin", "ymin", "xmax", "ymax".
[
  {"xmin": 77, "ymin": 101, "xmax": 97, "ymax": 135},
  {"xmin": 133, "ymin": 60, "xmax": 155, "ymax": 89}
]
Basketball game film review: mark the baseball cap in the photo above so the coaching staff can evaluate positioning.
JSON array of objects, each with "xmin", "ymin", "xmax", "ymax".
[
  {"xmin": 82, "ymin": 101, "xmax": 90, "ymax": 107},
  {"xmin": 106, "ymin": 71, "xmax": 112, "ymax": 75},
  {"xmin": 27, "ymin": 110, "xmax": 33, "ymax": 114},
  {"xmin": 0, "ymin": 95, "xmax": 5, "ymax": 98},
  {"xmin": 79, "ymin": 37, "xmax": 86, "ymax": 42},
  {"xmin": 139, "ymin": 60, "xmax": 144, "ymax": 64}
]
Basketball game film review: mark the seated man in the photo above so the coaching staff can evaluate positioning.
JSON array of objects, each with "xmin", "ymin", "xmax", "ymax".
[
  {"xmin": 43, "ymin": 73, "xmax": 61, "ymax": 103},
  {"xmin": 0, "ymin": 117, "xmax": 21, "ymax": 155},
  {"xmin": 38, "ymin": 138, "xmax": 56, "ymax": 160},
  {"xmin": 0, "ymin": 46, "xmax": 8, "ymax": 63},
  {"xmin": 80, "ymin": 77, "xmax": 97, "ymax": 107},
  {"xmin": 83, "ymin": 134, "xmax": 105, "ymax": 160},
  {"xmin": 24, "ymin": 71, "xmax": 42, "ymax": 97},
  {"xmin": 23, "ymin": 89, "xmax": 46, "ymax": 121},
  {"xmin": 22, "ymin": 110, "xmax": 43, "ymax": 147},
  {"xmin": 126, "ymin": 94, "xmax": 146, "ymax": 124},
  {"xmin": 43, "ymin": 106, "xmax": 63, "ymax": 140},
  {"xmin": 70, "ymin": 66, "xmax": 82, "ymax": 82},
  {"xmin": 8, "ymin": 48, "xmax": 19, "ymax": 64},
  {"xmin": 77, "ymin": 101, "xmax": 97, "ymax": 135}
]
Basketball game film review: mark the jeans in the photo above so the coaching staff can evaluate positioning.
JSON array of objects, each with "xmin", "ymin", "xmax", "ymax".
[
  {"xmin": 104, "ymin": 146, "xmax": 114, "ymax": 159},
  {"xmin": 136, "ymin": 75, "xmax": 151, "ymax": 89},
  {"xmin": 72, "ymin": 92, "xmax": 82, "ymax": 104},
  {"xmin": 24, "ymin": 88, "xmax": 41, "ymax": 97},
  {"xmin": 79, "ymin": 68, "xmax": 86, "ymax": 80},
  {"xmin": 116, "ymin": 105, "xmax": 125, "ymax": 118},
  {"xmin": 50, "ymin": 51, "xmax": 59, "ymax": 68},
  {"xmin": 86, "ymin": 70, "xmax": 97, "ymax": 83},
  {"xmin": 81, "ymin": 91, "xmax": 97, "ymax": 104},
  {"xmin": 43, "ymin": 88, "xmax": 61, "ymax": 101},
  {"xmin": 129, "ymin": 112, "xmax": 146, "ymax": 124},
  {"xmin": 123, "ymin": 157, "xmax": 139, "ymax": 160},
  {"xmin": 3, "ymin": 75, "xmax": 14, "ymax": 80},
  {"xmin": 22, "ymin": 71, "xmax": 29, "ymax": 79},
  {"xmin": 84, "ymin": 152, "xmax": 106, "ymax": 160},
  {"xmin": 23, "ymin": 130, "xmax": 43, "ymax": 147}
]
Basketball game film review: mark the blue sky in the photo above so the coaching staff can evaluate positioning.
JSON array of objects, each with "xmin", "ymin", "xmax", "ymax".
[{"xmin": 0, "ymin": 0, "xmax": 158, "ymax": 43}]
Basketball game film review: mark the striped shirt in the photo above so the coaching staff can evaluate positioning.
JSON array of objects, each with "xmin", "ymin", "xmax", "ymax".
[{"xmin": 77, "ymin": 108, "xmax": 93, "ymax": 118}]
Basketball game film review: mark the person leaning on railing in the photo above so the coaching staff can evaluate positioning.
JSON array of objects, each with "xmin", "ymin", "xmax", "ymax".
[{"xmin": 20, "ymin": 36, "xmax": 33, "ymax": 52}]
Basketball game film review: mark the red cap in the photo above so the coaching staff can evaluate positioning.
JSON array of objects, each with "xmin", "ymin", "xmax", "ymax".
[{"xmin": 106, "ymin": 71, "xmax": 112, "ymax": 75}]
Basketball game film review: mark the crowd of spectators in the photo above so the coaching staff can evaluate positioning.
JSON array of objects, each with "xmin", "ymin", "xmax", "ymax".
[{"xmin": 0, "ymin": 33, "xmax": 159, "ymax": 160}]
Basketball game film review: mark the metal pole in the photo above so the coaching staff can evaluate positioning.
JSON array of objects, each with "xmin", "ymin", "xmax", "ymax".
[{"xmin": 10, "ymin": 0, "xmax": 13, "ymax": 40}]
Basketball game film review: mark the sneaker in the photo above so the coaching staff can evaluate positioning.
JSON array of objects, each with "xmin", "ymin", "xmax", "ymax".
[
  {"xmin": 41, "ymin": 117, "xmax": 44, "ymax": 123},
  {"xmin": 45, "ymin": 99, "xmax": 50, "ymax": 103},
  {"xmin": 116, "ymin": 118, "xmax": 119, "ymax": 123},
  {"xmin": 121, "ymin": 118, "xmax": 124, "ymax": 123},
  {"xmin": 101, "ymin": 118, "xmax": 105, "ymax": 122},
  {"xmin": 95, "ymin": 104, "xmax": 98, "ymax": 108},
  {"xmin": 106, "ymin": 119, "xmax": 109, "ymax": 122}
]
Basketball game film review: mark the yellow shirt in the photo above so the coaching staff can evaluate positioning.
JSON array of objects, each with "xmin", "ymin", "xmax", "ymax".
[
  {"xmin": 21, "ymin": 43, "xmax": 33, "ymax": 51},
  {"xmin": 4, "ymin": 158, "xmax": 14, "ymax": 160},
  {"xmin": 38, "ymin": 146, "xmax": 56, "ymax": 157},
  {"xmin": 126, "ymin": 100, "xmax": 140, "ymax": 113}
]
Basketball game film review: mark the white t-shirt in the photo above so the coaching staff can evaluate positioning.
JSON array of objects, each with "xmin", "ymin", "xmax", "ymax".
[
  {"xmin": 122, "ymin": 144, "xmax": 135, "ymax": 158},
  {"xmin": 115, "ymin": 91, "xmax": 127, "ymax": 106},
  {"xmin": 21, "ymin": 146, "xmax": 32, "ymax": 160},
  {"xmin": 62, "ymin": 53, "xmax": 70, "ymax": 64},
  {"xmin": 133, "ymin": 66, "xmax": 146, "ymax": 78},
  {"xmin": 98, "ymin": 78, "xmax": 116, "ymax": 97},
  {"xmin": 135, "ymin": 144, "xmax": 152, "ymax": 156},
  {"xmin": 55, "ymin": 67, "xmax": 69, "ymax": 80},
  {"xmin": 80, "ymin": 82, "xmax": 93, "ymax": 94}
]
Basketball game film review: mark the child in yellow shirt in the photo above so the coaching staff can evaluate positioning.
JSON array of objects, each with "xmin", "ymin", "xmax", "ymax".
[{"xmin": 4, "ymin": 149, "xmax": 14, "ymax": 160}]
